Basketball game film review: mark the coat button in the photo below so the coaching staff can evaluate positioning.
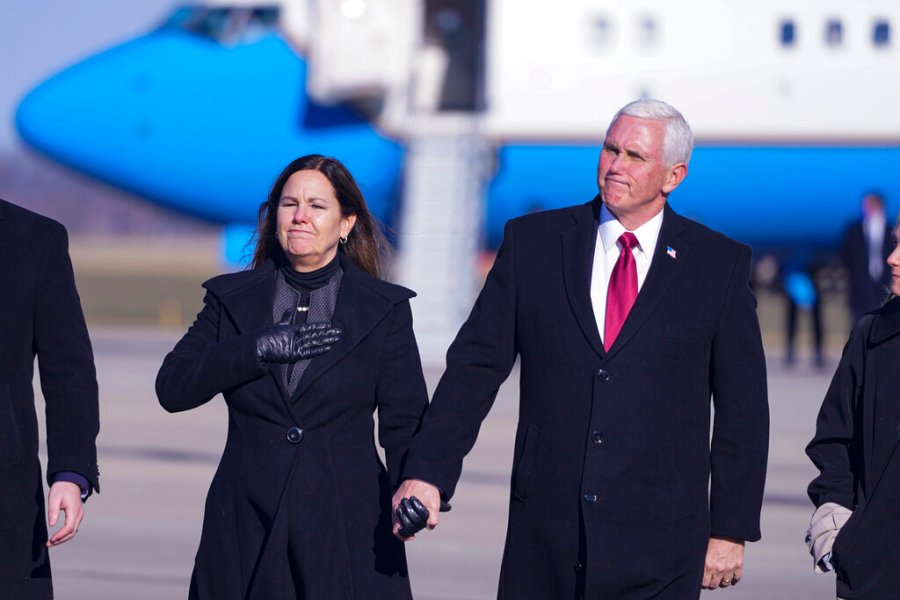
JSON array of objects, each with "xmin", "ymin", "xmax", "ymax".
[
  {"xmin": 583, "ymin": 492, "xmax": 598, "ymax": 504},
  {"xmin": 287, "ymin": 426, "xmax": 304, "ymax": 444},
  {"xmin": 574, "ymin": 561, "xmax": 583, "ymax": 572},
  {"xmin": 591, "ymin": 431, "xmax": 604, "ymax": 444},
  {"xmin": 596, "ymin": 368, "xmax": 609, "ymax": 381}
]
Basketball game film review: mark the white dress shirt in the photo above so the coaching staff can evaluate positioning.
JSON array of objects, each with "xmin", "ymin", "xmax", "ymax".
[
  {"xmin": 864, "ymin": 211, "xmax": 886, "ymax": 281},
  {"xmin": 590, "ymin": 204, "xmax": 664, "ymax": 344}
]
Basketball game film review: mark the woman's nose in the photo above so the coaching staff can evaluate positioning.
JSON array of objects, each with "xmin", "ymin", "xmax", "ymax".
[
  {"xmin": 889, "ymin": 246, "xmax": 900, "ymax": 267},
  {"xmin": 292, "ymin": 205, "xmax": 309, "ymax": 222}
]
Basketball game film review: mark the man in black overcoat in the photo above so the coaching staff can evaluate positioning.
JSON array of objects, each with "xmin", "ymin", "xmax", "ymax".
[
  {"xmin": 841, "ymin": 192, "xmax": 893, "ymax": 327},
  {"xmin": 0, "ymin": 199, "xmax": 100, "ymax": 599},
  {"xmin": 393, "ymin": 100, "xmax": 769, "ymax": 598}
]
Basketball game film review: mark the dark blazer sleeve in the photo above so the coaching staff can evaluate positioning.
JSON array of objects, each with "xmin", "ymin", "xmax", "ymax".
[
  {"xmin": 375, "ymin": 300, "xmax": 429, "ymax": 489},
  {"xmin": 156, "ymin": 291, "xmax": 267, "ymax": 413},
  {"xmin": 708, "ymin": 244, "xmax": 769, "ymax": 542},
  {"xmin": 402, "ymin": 220, "xmax": 520, "ymax": 499},
  {"xmin": 806, "ymin": 317, "xmax": 870, "ymax": 510},
  {"xmin": 34, "ymin": 223, "xmax": 100, "ymax": 492}
]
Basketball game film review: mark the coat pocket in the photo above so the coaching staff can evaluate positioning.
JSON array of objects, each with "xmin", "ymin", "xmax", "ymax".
[
  {"xmin": 0, "ymin": 383, "xmax": 23, "ymax": 466},
  {"xmin": 512, "ymin": 425, "xmax": 540, "ymax": 501}
]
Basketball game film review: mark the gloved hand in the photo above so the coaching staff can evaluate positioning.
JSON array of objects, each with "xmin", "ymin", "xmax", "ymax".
[
  {"xmin": 256, "ymin": 319, "xmax": 341, "ymax": 364},
  {"xmin": 395, "ymin": 496, "xmax": 430, "ymax": 538},
  {"xmin": 395, "ymin": 496, "xmax": 452, "ymax": 538}
]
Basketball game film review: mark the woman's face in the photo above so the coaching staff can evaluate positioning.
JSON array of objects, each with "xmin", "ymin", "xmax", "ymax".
[
  {"xmin": 888, "ymin": 225, "xmax": 900, "ymax": 297},
  {"xmin": 276, "ymin": 170, "xmax": 356, "ymax": 271}
]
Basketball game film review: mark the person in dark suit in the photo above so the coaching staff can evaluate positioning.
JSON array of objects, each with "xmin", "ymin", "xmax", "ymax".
[
  {"xmin": 805, "ymin": 214, "xmax": 900, "ymax": 600},
  {"xmin": 392, "ymin": 100, "xmax": 769, "ymax": 598},
  {"xmin": 0, "ymin": 199, "xmax": 100, "ymax": 600},
  {"xmin": 841, "ymin": 192, "xmax": 893, "ymax": 326},
  {"xmin": 156, "ymin": 155, "xmax": 428, "ymax": 599}
]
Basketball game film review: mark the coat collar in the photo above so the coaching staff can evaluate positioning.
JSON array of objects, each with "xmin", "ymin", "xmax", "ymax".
[
  {"xmin": 561, "ymin": 197, "xmax": 604, "ymax": 356},
  {"xmin": 869, "ymin": 296, "xmax": 900, "ymax": 346},
  {"xmin": 561, "ymin": 200, "xmax": 689, "ymax": 359},
  {"xmin": 288, "ymin": 253, "xmax": 409, "ymax": 400},
  {"xmin": 206, "ymin": 253, "xmax": 412, "ymax": 404}
]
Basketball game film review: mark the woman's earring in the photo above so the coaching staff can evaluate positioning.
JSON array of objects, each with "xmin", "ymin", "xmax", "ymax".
[{"xmin": 340, "ymin": 234, "xmax": 348, "ymax": 245}]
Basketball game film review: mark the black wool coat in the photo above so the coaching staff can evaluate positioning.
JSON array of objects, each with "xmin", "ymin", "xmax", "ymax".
[
  {"xmin": 403, "ymin": 200, "xmax": 769, "ymax": 599},
  {"xmin": 807, "ymin": 296, "xmax": 900, "ymax": 600},
  {"xmin": 0, "ymin": 199, "xmax": 100, "ymax": 600},
  {"xmin": 156, "ymin": 254, "xmax": 428, "ymax": 600}
]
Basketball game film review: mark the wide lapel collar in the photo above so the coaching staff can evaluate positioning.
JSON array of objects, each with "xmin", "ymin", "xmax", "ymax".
[
  {"xmin": 215, "ymin": 260, "xmax": 277, "ymax": 335},
  {"xmin": 212, "ymin": 260, "xmax": 288, "ymax": 398},
  {"xmin": 290, "ymin": 254, "xmax": 395, "ymax": 402},
  {"xmin": 605, "ymin": 203, "xmax": 689, "ymax": 359},
  {"xmin": 869, "ymin": 297, "xmax": 900, "ymax": 346},
  {"xmin": 561, "ymin": 197, "xmax": 605, "ymax": 357}
]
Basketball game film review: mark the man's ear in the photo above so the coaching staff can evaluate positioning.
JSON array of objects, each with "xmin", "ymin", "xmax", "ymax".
[{"xmin": 662, "ymin": 163, "xmax": 688, "ymax": 194}]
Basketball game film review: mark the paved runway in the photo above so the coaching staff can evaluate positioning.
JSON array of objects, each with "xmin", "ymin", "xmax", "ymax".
[{"xmin": 39, "ymin": 326, "xmax": 839, "ymax": 599}]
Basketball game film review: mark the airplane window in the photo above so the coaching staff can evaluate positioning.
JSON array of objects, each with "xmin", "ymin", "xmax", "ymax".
[
  {"xmin": 161, "ymin": 6, "xmax": 280, "ymax": 44},
  {"xmin": 590, "ymin": 15, "xmax": 613, "ymax": 48},
  {"xmin": 873, "ymin": 20, "xmax": 891, "ymax": 47},
  {"xmin": 638, "ymin": 16, "xmax": 657, "ymax": 47},
  {"xmin": 825, "ymin": 19, "xmax": 843, "ymax": 46},
  {"xmin": 779, "ymin": 20, "xmax": 796, "ymax": 47}
]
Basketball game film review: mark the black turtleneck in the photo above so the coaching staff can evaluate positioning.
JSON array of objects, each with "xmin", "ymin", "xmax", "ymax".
[
  {"xmin": 279, "ymin": 255, "xmax": 341, "ymax": 323},
  {"xmin": 281, "ymin": 254, "xmax": 340, "ymax": 292}
]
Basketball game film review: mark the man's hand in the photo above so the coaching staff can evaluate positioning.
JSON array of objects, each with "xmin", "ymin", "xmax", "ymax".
[
  {"xmin": 702, "ymin": 536, "xmax": 744, "ymax": 589},
  {"xmin": 391, "ymin": 479, "xmax": 441, "ymax": 541},
  {"xmin": 46, "ymin": 481, "xmax": 85, "ymax": 547}
]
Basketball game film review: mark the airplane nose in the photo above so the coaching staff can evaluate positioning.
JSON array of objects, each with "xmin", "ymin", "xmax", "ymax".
[{"xmin": 15, "ymin": 28, "xmax": 404, "ymax": 227}]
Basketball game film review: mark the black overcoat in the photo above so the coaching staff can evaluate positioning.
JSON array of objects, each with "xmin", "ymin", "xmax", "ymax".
[
  {"xmin": 807, "ymin": 296, "xmax": 900, "ymax": 599},
  {"xmin": 0, "ymin": 199, "xmax": 100, "ymax": 600},
  {"xmin": 156, "ymin": 254, "xmax": 428, "ymax": 599},
  {"xmin": 403, "ymin": 200, "xmax": 769, "ymax": 599}
]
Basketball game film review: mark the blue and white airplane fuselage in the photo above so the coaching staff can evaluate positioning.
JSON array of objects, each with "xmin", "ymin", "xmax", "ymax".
[{"xmin": 14, "ymin": 1, "xmax": 900, "ymax": 258}]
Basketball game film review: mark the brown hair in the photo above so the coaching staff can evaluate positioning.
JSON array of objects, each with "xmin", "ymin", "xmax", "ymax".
[{"xmin": 250, "ymin": 155, "xmax": 390, "ymax": 278}]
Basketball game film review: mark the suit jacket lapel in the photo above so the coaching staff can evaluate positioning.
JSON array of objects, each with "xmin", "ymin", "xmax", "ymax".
[
  {"xmin": 561, "ymin": 198, "xmax": 605, "ymax": 358},
  {"xmin": 289, "ymin": 255, "xmax": 395, "ymax": 402},
  {"xmin": 605, "ymin": 203, "xmax": 689, "ymax": 359}
]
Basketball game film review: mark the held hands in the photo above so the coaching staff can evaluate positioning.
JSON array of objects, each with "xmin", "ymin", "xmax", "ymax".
[
  {"xmin": 702, "ymin": 536, "xmax": 744, "ymax": 590},
  {"xmin": 391, "ymin": 479, "xmax": 445, "ymax": 541},
  {"xmin": 256, "ymin": 319, "xmax": 341, "ymax": 364},
  {"xmin": 46, "ymin": 481, "xmax": 84, "ymax": 547}
]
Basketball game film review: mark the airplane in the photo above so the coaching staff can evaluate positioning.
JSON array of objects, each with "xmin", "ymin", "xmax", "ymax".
[
  {"xmin": 16, "ymin": 0, "xmax": 900, "ymax": 250},
  {"xmin": 14, "ymin": 0, "xmax": 900, "ymax": 350}
]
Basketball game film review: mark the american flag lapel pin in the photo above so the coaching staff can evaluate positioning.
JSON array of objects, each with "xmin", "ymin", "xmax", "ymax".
[{"xmin": 666, "ymin": 245, "xmax": 677, "ymax": 259}]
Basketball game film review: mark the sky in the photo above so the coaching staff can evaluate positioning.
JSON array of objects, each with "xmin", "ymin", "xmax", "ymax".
[{"xmin": 0, "ymin": 0, "xmax": 178, "ymax": 151}]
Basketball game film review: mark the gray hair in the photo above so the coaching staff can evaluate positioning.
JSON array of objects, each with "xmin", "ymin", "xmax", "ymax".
[{"xmin": 611, "ymin": 99, "xmax": 694, "ymax": 167}]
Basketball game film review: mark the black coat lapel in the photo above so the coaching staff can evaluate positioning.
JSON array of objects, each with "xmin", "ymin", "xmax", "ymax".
[
  {"xmin": 605, "ymin": 203, "xmax": 689, "ymax": 359},
  {"xmin": 561, "ymin": 198, "xmax": 605, "ymax": 357},
  {"xmin": 289, "ymin": 255, "xmax": 397, "ymax": 402},
  {"xmin": 210, "ymin": 261, "xmax": 289, "ymax": 398},
  {"xmin": 870, "ymin": 297, "xmax": 900, "ymax": 346},
  {"xmin": 214, "ymin": 261, "xmax": 276, "ymax": 335}
]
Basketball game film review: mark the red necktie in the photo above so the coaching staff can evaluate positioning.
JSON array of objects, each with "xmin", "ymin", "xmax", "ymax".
[{"xmin": 604, "ymin": 232, "xmax": 638, "ymax": 350}]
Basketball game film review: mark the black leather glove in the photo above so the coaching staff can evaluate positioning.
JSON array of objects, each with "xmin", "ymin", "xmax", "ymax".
[
  {"xmin": 256, "ymin": 320, "xmax": 341, "ymax": 364},
  {"xmin": 395, "ymin": 496, "xmax": 453, "ymax": 537},
  {"xmin": 395, "ymin": 496, "xmax": 430, "ymax": 538}
]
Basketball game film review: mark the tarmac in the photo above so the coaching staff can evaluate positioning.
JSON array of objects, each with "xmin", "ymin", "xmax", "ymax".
[{"xmin": 37, "ymin": 324, "xmax": 840, "ymax": 600}]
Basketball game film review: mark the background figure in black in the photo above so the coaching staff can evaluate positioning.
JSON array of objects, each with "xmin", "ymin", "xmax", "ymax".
[
  {"xmin": 780, "ymin": 251, "xmax": 825, "ymax": 368},
  {"xmin": 841, "ymin": 191, "xmax": 893, "ymax": 327}
]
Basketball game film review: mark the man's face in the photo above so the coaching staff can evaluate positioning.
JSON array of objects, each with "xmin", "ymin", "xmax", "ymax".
[{"xmin": 597, "ymin": 115, "xmax": 684, "ymax": 226}]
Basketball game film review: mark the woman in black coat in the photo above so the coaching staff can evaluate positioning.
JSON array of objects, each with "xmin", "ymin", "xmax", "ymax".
[
  {"xmin": 806, "ymin": 215, "xmax": 900, "ymax": 599},
  {"xmin": 156, "ymin": 155, "xmax": 429, "ymax": 599}
]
